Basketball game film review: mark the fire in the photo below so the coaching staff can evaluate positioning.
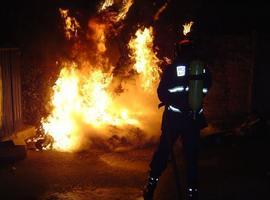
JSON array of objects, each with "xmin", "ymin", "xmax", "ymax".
[
  {"xmin": 128, "ymin": 27, "xmax": 161, "ymax": 91},
  {"xmin": 115, "ymin": 0, "xmax": 134, "ymax": 22},
  {"xmin": 41, "ymin": 63, "xmax": 140, "ymax": 151},
  {"xmin": 41, "ymin": 64, "xmax": 80, "ymax": 150},
  {"xmin": 154, "ymin": 2, "xmax": 168, "ymax": 21},
  {"xmin": 40, "ymin": 1, "xmax": 163, "ymax": 152},
  {"xmin": 99, "ymin": 0, "xmax": 114, "ymax": 12},
  {"xmin": 59, "ymin": 8, "xmax": 80, "ymax": 40},
  {"xmin": 98, "ymin": 0, "xmax": 133, "ymax": 22},
  {"xmin": 88, "ymin": 20, "xmax": 107, "ymax": 53},
  {"xmin": 183, "ymin": 21, "xmax": 194, "ymax": 36}
]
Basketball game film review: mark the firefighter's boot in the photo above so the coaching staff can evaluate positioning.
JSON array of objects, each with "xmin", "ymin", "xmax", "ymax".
[
  {"xmin": 187, "ymin": 187, "xmax": 198, "ymax": 200},
  {"xmin": 143, "ymin": 177, "xmax": 158, "ymax": 200}
]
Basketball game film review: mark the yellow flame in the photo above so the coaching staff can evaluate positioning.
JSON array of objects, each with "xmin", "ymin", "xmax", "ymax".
[
  {"xmin": 42, "ymin": 6, "xmax": 163, "ymax": 152},
  {"xmin": 115, "ymin": 0, "xmax": 133, "ymax": 22},
  {"xmin": 183, "ymin": 21, "xmax": 194, "ymax": 36},
  {"xmin": 99, "ymin": 0, "xmax": 114, "ymax": 12},
  {"xmin": 128, "ymin": 27, "xmax": 161, "ymax": 91},
  {"xmin": 98, "ymin": 0, "xmax": 133, "ymax": 22},
  {"xmin": 59, "ymin": 8, "xmax": 80, "ymax": 40},
  {"xmin": 41, "ymin": 63, "xmax": 140, "ymax": 151}
]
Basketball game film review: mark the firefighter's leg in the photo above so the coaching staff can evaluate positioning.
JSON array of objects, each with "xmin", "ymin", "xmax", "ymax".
[
  {"xmin": 182, "ymin": 123, "xmax": 200, "ymax": 199},
  {"xmin": 143, "ymin": 129, "xmax": 178, "ymax": 200},
  {"xmin": 149, "ymin": 130, "xmax": 178, "ymax": 177}
]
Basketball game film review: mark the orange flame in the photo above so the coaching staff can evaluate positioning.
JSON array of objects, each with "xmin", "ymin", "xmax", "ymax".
[
  {"xmin": 128, "ymin": 27, "xmax": 161, "ymax": 91},
  {"xmin": 88, "ymin": 20, "xmax": 107, "ymax": 53},
  {"xmin": 98, "ymin": 0, "xmax": 133, "ymax": 22},
  {"xmin": 154, "ymin": 2, "xmax": 168, "ymax": 21},
  {"xmin": 59, "ymin": 8, "xmax": 80, "ymax": 40},
  {"xmin": 183, "ymin": 21, "xmax": 194, "ymax": 36},
  {"xmin": 42, "ymin": 6, "xmax": 163, "ymax": 152}
]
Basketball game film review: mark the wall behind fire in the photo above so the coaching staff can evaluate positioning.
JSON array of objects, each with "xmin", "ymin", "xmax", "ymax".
[
  {"xmin": 202, "ymin": 34, "xmax": 255, "ymax": 126},
  {"xmin": 21, "ymin": 44, "xmax": 63, "ymax": 126},
  {"xmin": 252, "ymin": 33, "xmax": 270, "ymax": 118}
]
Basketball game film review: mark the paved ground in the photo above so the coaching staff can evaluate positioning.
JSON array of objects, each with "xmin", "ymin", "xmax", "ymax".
[{"xmin": 0, "ymin": 133, "xmax": 269, "ymax": 200}]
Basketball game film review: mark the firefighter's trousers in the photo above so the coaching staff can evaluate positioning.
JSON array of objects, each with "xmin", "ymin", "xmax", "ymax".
[{"xmin": 149, "ymin": 110, "xmax": 200, "ymax": 186}]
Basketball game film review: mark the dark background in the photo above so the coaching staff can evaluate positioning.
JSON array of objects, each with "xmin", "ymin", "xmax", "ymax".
[{"xmin": 1, "ymin": 0, "xmax": 269, "ymax": 43}]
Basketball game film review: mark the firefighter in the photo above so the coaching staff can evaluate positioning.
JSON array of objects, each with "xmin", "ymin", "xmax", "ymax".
[{"xmin": 143, "ymin": 21, "xmax": 212, "ymax": 200}]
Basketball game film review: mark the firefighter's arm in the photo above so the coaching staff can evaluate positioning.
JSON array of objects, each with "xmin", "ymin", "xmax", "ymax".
[{"xmin": 157, "ymin": 67, "xmax": 172, "ymax": 106}]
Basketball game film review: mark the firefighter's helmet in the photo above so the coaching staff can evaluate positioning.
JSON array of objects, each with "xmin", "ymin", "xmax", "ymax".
[{"xmin": 174, "ymin": 20, "xmax": 198, "ymax": 59}]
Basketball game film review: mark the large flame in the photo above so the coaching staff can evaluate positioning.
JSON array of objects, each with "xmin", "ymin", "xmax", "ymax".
[
  {"xmin": 59, "ymin": 8, "xmax": 80, "ymax": 40},
  {"xmin": 41, "ymin": 1, "xmax": 162, "ymax": 152},
  {"xmin": 41, "ymin": 63, "xmax": 140, "ymax": 151},
  {"xmin": 128, "ymin": 27, "xmax": 161, "ymax": 91}
]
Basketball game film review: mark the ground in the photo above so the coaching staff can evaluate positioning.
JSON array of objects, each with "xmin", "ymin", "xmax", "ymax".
[{"xmin": 0, "ymin": 133, "xmax": 269, "ymax": 200}]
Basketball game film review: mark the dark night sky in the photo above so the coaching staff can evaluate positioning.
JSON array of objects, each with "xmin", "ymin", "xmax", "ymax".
[{"xmin": 0, "ymin": 0, "xmax": 269, "ymax": 46}]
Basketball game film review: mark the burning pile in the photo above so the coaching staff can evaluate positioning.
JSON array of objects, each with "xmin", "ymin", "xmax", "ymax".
[{"xmin": 38, "ymin": 0, "xmax": 164, "ymax": 152}]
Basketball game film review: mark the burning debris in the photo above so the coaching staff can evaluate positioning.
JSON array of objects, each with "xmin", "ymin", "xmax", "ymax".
[
  {"xmin": 41, "ymin": 63, "xmax": 141, "ymax": 151},
  {"xmin": 30, "ymin": 0, "xmax": 164, "ymax": 152},
  {"xmin": 26, "ymin": 127, "xmax": 54, "ymax": 151}
]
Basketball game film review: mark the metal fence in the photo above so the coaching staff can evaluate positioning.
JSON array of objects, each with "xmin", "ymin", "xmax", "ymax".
[{"xmin": 0, "ymin": 48, "xmax": 22, "ymax": 137}]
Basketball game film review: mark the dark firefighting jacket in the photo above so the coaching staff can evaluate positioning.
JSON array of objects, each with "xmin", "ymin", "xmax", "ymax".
[{"xmin": 157, "ymin": 58, "xmax": 212, "ymax": 130}]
